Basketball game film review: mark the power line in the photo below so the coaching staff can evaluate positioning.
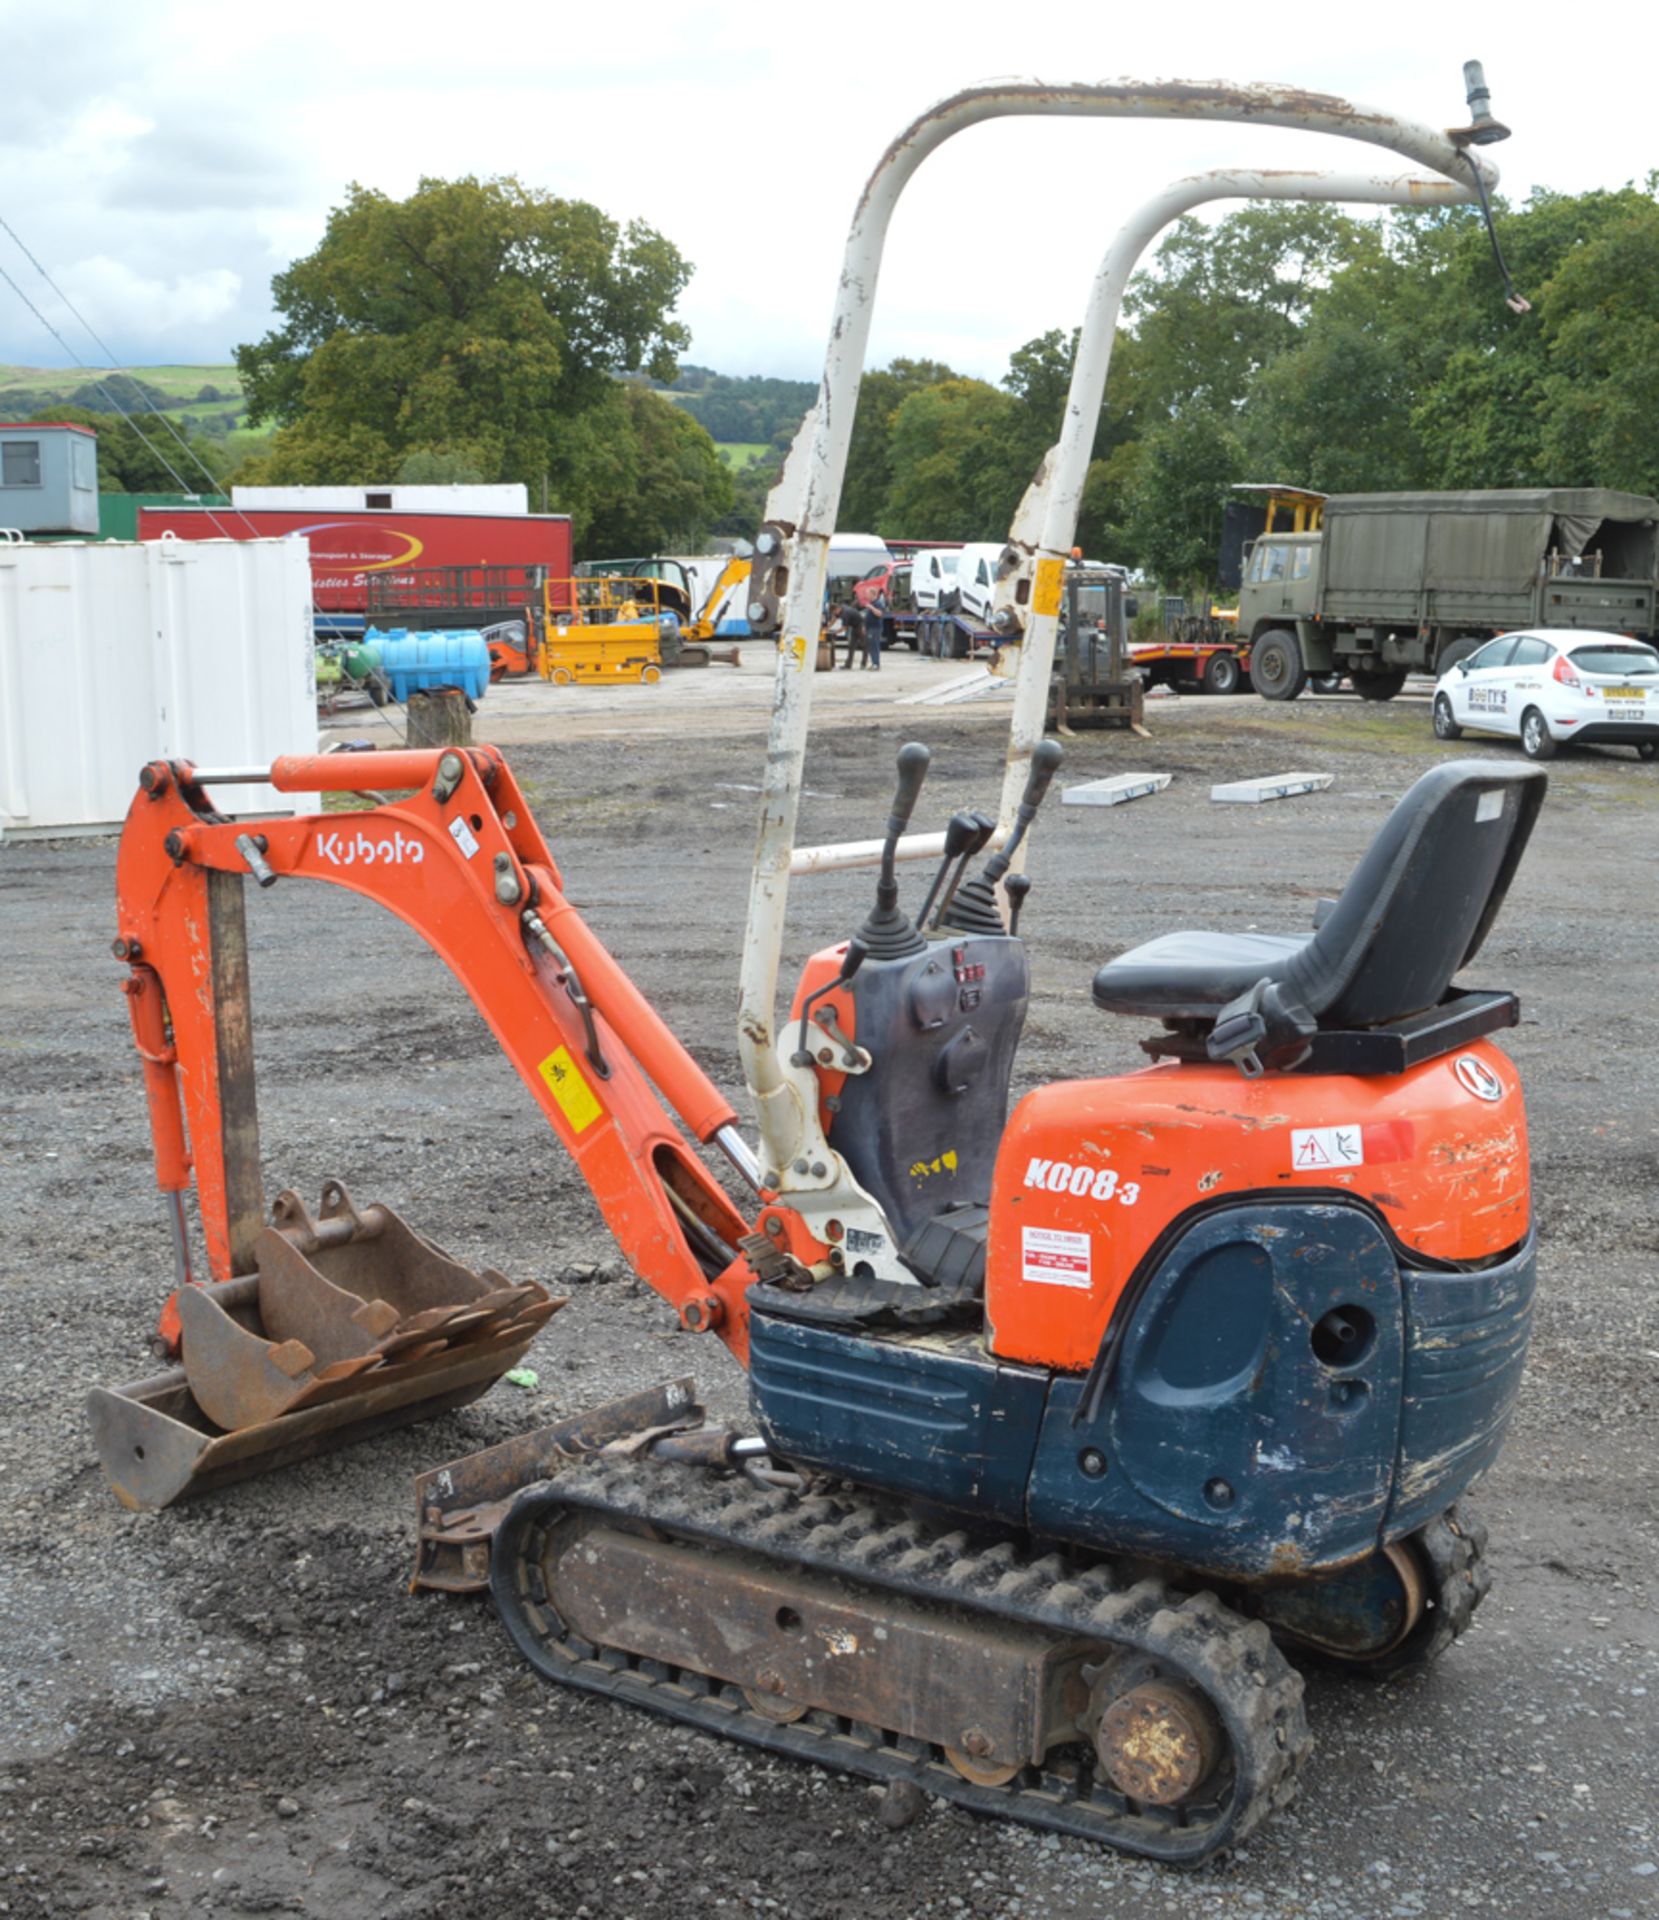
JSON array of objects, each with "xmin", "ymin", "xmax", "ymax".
[{"xmin": 0, "ymin": 210, "xmax": 252, "ymax": 512}]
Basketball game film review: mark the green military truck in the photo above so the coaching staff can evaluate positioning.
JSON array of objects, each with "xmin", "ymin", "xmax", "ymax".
[{"xmin": 1236, "ymin": 488, "xmax": 1659, "ymax": 701}]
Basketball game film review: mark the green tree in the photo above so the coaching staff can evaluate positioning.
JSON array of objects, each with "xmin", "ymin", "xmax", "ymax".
[
  {"xmin": 1125, "ymin": 204, "xmax": 1366, "ymax": 421},
  {"xmin": 1123, "ymin": 404, "xmax": 1246, "ymax": 585},
  {"xmin": 714, "ymin": 451, "xmax": 780, "ymax": 541},
  {"xmin": 234, "ymin": 174, "xmax": 732, "ymax": 551},
  {"xmin": 396, "ymin": 446, "xmax": 488, "ymax": 484},
  {"xmin": 1537, "ymin": 188, "xmax": 1659, "ymax": 492},
  {"xmin": 1241, "ymin": 227, "xmax": 1444, "ymax": 494},
  {"xmin": 882, "ymin": 378, "xmax": 1016, "ymax": 539},
  {"xmin": 839, "ymin": 357, "xmax": 958, "ymax": 529},
  {"xmin": 565, "ymin": 384, "xmax": 733, "ymax": 557},
  {"xmin": 1404, "ymin": 187, "xmax": 1657, "ymax": 489}
]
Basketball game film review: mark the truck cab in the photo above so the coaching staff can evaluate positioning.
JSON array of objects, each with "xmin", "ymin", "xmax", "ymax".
[{"xmin": 1239, "ymin": 532, "xmax": 1319, "ymax": 636}]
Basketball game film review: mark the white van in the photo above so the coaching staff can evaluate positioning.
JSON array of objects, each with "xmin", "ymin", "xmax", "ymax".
[
  {"xmin": 951, "ymin": 543, "xmax": 1009, "ymax": 624},
  {"xmin": 910, "ymin": 547, "xmax": 960, "ymax": 612},
  {"xmin": 827, "ymin": 532, "xmax": 892, "ymax": 593}
]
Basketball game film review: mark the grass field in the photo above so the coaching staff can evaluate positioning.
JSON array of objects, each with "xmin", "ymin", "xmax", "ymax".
[
  {"xmin": 0, "ymin": 362, "xmax": 243, "ymax": 403},
  {"xmin": 2, "ymin": 364, "xmax": 771, "ymax": 470}
]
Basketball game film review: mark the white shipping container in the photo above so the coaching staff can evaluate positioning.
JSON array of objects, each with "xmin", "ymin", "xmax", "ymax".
[
  {"xmin": 0, "ymin": 535, "xmax": 317, "ymax": 838},
  {"xmin": 231, "ymin": 483, "xmax": 529, "ymax": 516}
]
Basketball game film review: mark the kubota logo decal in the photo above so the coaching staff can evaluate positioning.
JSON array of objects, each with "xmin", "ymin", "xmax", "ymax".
[
  {"xmin": 315, "ymin": 829, "xmax": 425, "ymax": 867},
  {"xmin": 1454, "ymin": 1054, "xmax": 1504, "ymax": 1102},
  {"xmin": 1024, "ymin": 1158, "xmax": 1140, "ymax": 1205}
]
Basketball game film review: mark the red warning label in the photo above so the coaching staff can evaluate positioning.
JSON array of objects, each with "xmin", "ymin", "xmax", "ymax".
[{"xmin": 1021, "ymin": 1225, "xmax": 1092, "ymax": 1289}]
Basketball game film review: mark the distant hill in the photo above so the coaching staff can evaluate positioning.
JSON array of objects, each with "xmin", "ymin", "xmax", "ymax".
[
  {"xmin": 0, "ymin": 363, "xmax": 250, "ymax": 447},
  {"xmin": 649, "ymin": 364, "xmax": 815, "ymax": 452},
  {"xmin": 2, "ymin": 360, "xmax": 807, "ymax": 466}
]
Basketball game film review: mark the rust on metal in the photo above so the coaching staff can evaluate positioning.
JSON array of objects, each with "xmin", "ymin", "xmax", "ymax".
[
  {"xmin": 89, "ymin": 1336, "xmax": 531, "ymax": 1513},
  {"xmin": 1094, "ymin": 1679, "xmax": 1223, "ymax": 1806},
  {"xmin": 539, "ymin": 1516, "xmax": 1091, "ymax": 1771},
  {"xmin": 409, "ymin": 1378, "xmax": 701, "ymax": 1591},
  {"xmin": 173, "ymin": 1185, "xmax": 559, "ymax": 1432},
  {"xmin": 89, "ymin": 1182, "xmax": 563, "ymax": 1511}
]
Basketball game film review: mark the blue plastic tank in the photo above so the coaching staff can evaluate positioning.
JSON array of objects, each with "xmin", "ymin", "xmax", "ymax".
[{"xmin": 365, "ymin": 627, "xmax": 491, "ymax": 703}]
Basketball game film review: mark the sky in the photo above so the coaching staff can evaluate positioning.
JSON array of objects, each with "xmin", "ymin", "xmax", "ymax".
[{"xmin": 1, "ymin": 0, "xmax": 1653, "ymax": 387}]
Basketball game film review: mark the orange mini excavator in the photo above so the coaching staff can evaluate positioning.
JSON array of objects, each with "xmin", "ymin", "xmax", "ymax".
[{"xmin": 94, "ymin": 69, "xmax": 1540, "ymax": 1863}]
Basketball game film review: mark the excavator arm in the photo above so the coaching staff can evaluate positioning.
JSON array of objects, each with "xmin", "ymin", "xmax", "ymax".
[{"xmin": 114, "ymin": 746, "xmax": 760, "ymax": 1363}]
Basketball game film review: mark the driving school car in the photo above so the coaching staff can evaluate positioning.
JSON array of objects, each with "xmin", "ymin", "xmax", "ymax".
[{"xmin": 1432, "ymin": 628, "xmax": 1659, "ymax": 762}]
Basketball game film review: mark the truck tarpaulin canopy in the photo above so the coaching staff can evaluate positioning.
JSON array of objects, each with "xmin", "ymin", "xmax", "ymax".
[{"xmin": 1324, "ymin": 489, "xmax": 1659, "ymax": 595}]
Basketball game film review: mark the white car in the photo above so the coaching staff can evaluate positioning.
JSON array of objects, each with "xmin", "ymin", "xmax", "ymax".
[{"xmin": 1432, "ymin": 629, "xmax": 1659, "ymax": 762}]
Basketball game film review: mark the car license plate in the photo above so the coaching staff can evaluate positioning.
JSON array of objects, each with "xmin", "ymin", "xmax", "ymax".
[{"xmin": 1603, "ymin": 687, "xmax": 1644, "ymax": 700}]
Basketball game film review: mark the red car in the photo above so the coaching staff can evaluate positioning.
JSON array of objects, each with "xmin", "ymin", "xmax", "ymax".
[{"xmin": 853, "ymin": 561, "xmax": 910, "ymax": 610}]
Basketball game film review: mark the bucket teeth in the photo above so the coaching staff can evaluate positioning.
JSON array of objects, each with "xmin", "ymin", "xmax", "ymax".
[{"xmin": 91, "ymin": 1189, "xmax": 566, "ymax": 1507}]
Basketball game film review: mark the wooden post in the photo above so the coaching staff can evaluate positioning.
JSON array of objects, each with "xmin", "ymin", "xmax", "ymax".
[
  {"xmin": 407, "ymin": 688, "xmax": 474, "ymax": 749},
  {"xmin": 205, "ymin": 870, "xmax": 265, "ymax": 1274}
]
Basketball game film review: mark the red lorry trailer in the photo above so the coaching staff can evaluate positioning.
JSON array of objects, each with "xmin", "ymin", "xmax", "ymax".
[{"xmin": 134, "ymin": 505, "xmax": 573, "ymax": 636}]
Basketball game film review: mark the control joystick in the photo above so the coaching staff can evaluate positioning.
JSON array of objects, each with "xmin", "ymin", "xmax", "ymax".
[
  {"xmin": 855, "ymin": 743, "xmax": 931, "ymax": 959},
  {"xmin": 940, "ymin": 739, "xmax": 1062, "ymax": 936}
]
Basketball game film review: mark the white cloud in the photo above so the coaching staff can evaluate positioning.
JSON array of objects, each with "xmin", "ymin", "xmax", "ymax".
[
  {"xmin": 52, "ymin": 259, "xmax": 242, "ymax": 350},
  {"xmin": 0, "ymin": 1, "xmax": 1650, "ymax": 375}
]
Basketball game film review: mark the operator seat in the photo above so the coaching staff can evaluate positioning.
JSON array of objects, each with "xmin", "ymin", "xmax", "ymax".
[{"xmin": 1092, "ymin": 761, "xmax": 1546, "ymax": 1070}]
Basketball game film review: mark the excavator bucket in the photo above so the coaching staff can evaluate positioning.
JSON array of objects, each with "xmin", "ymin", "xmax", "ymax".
[{"xmin": 89, "ymin": 1183, "xmax": 562, "ymax": 1511}]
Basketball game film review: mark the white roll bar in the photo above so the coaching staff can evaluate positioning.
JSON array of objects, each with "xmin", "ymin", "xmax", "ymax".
[{"xmin": 737, "ymin": 75, "xmax": 1503, "ymax": 1185}]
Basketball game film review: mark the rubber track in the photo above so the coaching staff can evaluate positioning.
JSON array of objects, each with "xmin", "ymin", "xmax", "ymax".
[
  {"xmin": 491, "ymin": 1458, "xmax": 1311, "ymax": 1865},
  {"xmin": 1353, "ymin": 1503, "xmax": 1489, "ymax": 1681}
]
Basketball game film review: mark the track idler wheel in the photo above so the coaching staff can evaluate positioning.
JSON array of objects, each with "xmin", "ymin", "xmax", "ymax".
[
  {"xmin": 743, "ymin": 1675, "xmax": 810, "ymax": 1724},
  {"xmin": 1091, "ymin": 1674, "xmax": 1224, "ymax": 1807},
  {"xmin": 944, "ymin": 1736, "xmax": 1022, "ymax": 1788}
]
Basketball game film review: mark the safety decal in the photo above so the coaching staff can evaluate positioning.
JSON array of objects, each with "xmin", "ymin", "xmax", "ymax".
[
  {"xmin": 1454, "ymin": 1053, "xmax": 1504, "ymax": 1102},
  {"xmin": 537, "ymin": 1045, "xmax": 603, "ymax": 1134},
  {"xmin": 1032, "ymin": 556, "xmax": 1066, "ymax": 619},
  {"xmin": 448, "ymin": 816, "xmax": 481, "ymax": 859},
  {"xmin": 1290, "ymin": 1126, "xmax": 1364, "ymax": 1171},
  {"xmin": 1023, "ymin": 1158, "xmax": 1141, "ymax": 1205},
  {"xmin": 1021, "ymin": 1225, "xmax": 1092, "ymax": 1289},
  {"xmin": 910, "ymin": 1150, "xmax": 959, "ymax": 1181}
]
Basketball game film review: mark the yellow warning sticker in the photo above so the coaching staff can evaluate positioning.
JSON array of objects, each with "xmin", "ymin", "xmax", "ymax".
[
  {"xmin": 537, "ymin": 1045, "xmax": 603, "ymax": 1134},
  {"xmin": 1032, "ymin": 557, "xmax": 1065, "ymax": 619}
]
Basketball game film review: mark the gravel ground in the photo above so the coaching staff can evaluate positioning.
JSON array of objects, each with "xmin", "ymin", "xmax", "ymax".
[{"xmin": 2, "ymin": 677, "xmax": 1656, "ymax": 1919}]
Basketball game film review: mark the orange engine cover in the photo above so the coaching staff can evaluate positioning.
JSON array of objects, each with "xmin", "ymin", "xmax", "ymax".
[{"xmin": 985, "ymin": 1041, "xmax": 1529, "ymax": 1372}]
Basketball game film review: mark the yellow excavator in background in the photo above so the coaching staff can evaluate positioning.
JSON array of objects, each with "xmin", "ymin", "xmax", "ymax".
[{"xmin": 539, "ymin": 555, "xmax": 749, "ymax": 685}]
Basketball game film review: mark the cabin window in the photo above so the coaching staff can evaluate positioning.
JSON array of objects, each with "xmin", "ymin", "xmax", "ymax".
[
  {"xmin": 365, "ymin": 491, "xmax": 393, "ymax": 510},
  {"xmin": 1, "ymin": 441, "xmax": 41, "ymax": 487},
  {"xmin": 1252, "ymin": 542, "xmax": 1290, "ymax": 583}
]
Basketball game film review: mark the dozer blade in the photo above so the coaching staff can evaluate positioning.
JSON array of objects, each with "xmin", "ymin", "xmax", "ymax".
[
  {"xmin": 88, "ymin": 1181, "xmax": 562, "ymax": 1511},
  {"xmin": 410, "ymin": 1376, "xmax": 703, "ymax": 1593}
]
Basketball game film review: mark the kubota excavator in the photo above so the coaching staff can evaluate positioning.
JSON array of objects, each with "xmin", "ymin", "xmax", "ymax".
[{"xmin": 94, "ymin": 68, "xmax": 1539, "ymax": 1863}]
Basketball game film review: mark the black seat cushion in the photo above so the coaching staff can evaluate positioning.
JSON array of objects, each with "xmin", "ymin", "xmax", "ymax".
[
  {"xmin": 1092, "ymin": 761, "xmax": 1546, "ymax": 1031},
  {"xmin": 1092, "ymin": 931, "xmax": 1310, "ymax": 1018}
]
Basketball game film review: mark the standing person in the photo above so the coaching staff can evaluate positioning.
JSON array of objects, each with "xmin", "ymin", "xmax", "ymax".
[{"xmin": 863, "ymin": 588, "xmax": 886, "ymax": 671}]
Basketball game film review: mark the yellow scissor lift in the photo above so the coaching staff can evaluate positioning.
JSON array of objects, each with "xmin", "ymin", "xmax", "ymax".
[
  {"xmin": 539, "ymin": 576, "xmax": 671, "ymax": 686},
  {"xmin": 538, "ymin": 557, "xmax": 750, "ymax": 686}
]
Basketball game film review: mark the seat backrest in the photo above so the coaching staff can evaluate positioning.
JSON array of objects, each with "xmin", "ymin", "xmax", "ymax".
[{"xmin": 1284, "ymin": 760, "xmax": 1545, "ymax": 1028}]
